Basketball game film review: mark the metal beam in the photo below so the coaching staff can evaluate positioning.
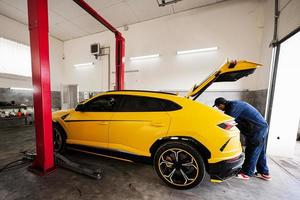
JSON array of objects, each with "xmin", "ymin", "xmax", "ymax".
[
  {"xmin": 265, "ymin": 0, "xmax": 280, "ymax": 124},
  {"xmin": 115, "ymin": 33, "xmax": 125, "ymax": 90},
  {"xmin": 73, "ymin": 0, "xmax": 118, "ymax": 34},
  {"xmin": 73, "ymin": 0, "xmax": 125, "ymax": 90},
  {"xmin": 27, "ymin": 0, "xmax": 55, "ymax": 174}
]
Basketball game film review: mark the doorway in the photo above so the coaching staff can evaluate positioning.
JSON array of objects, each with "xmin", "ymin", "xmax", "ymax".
[
  {"xmin": 61, "ymin": 84, "xmax": 79, "ymax": 110},
  {"xmin": 267, "ymin": 30, "xmax": 300, "ymax": 158}
]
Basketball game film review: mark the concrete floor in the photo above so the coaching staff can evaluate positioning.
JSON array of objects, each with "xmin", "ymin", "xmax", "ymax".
[
  {"xmin": 270, "ymin": 140, "xmax": 300, "ymax": 181},
  {"xmin": 1, "ymin": 125, "xmax": 300, "ymax": 200}
]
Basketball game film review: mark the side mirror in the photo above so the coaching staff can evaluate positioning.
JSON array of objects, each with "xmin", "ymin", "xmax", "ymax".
[{"xmin": 75, "ymin": 104, "xmax": 85, "ymax": 112}]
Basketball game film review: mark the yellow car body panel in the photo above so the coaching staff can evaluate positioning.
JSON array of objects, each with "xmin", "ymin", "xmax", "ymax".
[
  {"xmin": 109, "ymin": 110, "xmax": 170, "ymax": 156},
  {"xmin": 52, "ymin": 60, "xmax": 260, "ymax": 166},
  {"xmin": 165, "ymin": 97, "xmax": 242, "ymax": 163},
  {"xmin": 63, "ymin": 111, "xmax": 112, "ymax": 148}
]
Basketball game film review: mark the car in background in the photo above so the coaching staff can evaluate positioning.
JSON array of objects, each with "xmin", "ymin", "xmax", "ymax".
[{"xmin": 52, "ymin": 60, "xmax": 260, "ymax": 189}]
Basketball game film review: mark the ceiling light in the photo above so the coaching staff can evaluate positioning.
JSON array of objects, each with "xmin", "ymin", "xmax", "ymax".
[
  {"xmin": 112, "ymin": 70, "xmax": 139, "ymax": 74},
  {"xmin": 130, "ymin": 54, "xmax": 160, "ymax": 61},
  {"xmin": 177, "ymin": 47, "xmax": 218, "ymax": 55},
  {"xmin": 10, "ymin": 87, "xmax": 33, "ymax": 91},
  {"xmin": 74, "ymin": 62, "xmax": 94, "ymax": 68}
]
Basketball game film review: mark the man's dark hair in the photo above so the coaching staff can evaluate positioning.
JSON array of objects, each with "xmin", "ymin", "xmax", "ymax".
[{"xmin": 213, "ymin": 97, "xmax": 227, "ymax": 107}]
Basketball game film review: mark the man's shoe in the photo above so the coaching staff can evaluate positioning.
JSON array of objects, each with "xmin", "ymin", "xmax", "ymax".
[
  {"xmin": 255, "ymin": 172, "xmax": 272, "ymax": 181},
  {"xmin": 235, "ymin": 173, "xmax": 250, "ymax": 180}
]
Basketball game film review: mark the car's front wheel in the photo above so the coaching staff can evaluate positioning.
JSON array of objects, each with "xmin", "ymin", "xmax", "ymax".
[
  {"xmin": 53, "ymin": 123, "xmax": 66, "ymax": 153},
  {"xmin": 154, "ymin": 141, "xmax": 206, "ymax": 189}
]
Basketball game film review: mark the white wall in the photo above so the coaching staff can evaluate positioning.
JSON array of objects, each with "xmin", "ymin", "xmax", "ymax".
[
  {"xmin": 0, "ymin": 73, "xmax": 32, "ymax": 88},
  {"xmin": 49, "ymin": 37, "xmax": 64, "ymax": 91},
  {"xmin": 63, "ymin": 31, "xmax": 114, "ymax": 92},
  {"xmin": 256, "ymin": 0, "xmax": 274, "ymax": 90},
  {"xmin": 63, "ymin": 0, "xmax": 265, "ymax": 92},
  {"xmin": 0, "ymin": 14, "xmax": 64, "ymax": 91}
]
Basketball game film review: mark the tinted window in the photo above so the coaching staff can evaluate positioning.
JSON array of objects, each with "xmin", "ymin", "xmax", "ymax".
[
  {"xmin": 84, "ymin": 95, "xmax": 122, "ymax": 112},
  {"xmin": 119, "ymin": 95, "xmax": 182, "ymax": 112},
  {"xmin": 119, "ymin": 96, "xmax": 163, "ymax": 112},
  {"xmin": 160, "ymin": 99, "xmax": 182, "ymax": 111}
]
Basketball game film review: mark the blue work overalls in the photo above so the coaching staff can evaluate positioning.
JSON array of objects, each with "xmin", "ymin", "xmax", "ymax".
[{"xmin": 225, "ymin": 100, "xmax": 269, "ymax": 176}]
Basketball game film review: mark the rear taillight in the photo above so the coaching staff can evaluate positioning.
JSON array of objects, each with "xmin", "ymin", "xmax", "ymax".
[{"xmin": 218, "ymin": 120, "xmax": 237, "ymax": 130}]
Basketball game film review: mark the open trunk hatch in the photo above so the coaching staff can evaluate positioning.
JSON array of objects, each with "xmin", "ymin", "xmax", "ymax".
[{"xmin": 186, "ymin": 60, "xmax": 261, "ymax": 100}]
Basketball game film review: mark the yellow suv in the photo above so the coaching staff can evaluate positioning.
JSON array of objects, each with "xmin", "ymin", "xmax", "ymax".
[{"xmin": 52, "ymin": 60, "xmax": 260, "ymax": 189}]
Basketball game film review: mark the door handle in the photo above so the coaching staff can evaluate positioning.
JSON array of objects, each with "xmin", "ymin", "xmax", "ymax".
[
  {"xmin": 98, "ymin": 121, "xmax": 109, "ymax": 125},
  {"xmin": 150, "ymin": 122, "xmax": 165, "ymax": 127}
]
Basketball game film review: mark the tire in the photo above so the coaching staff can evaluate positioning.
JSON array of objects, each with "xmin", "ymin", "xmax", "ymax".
[
  {"xmin": 154, "ymin": 141, "xmax": 206, "ymax": 189},
  {"xmin": 53, "ymin": 123, "xmax": 66, "ymax": 153}
]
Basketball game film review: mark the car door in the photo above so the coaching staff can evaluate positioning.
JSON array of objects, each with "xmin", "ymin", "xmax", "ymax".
[
  {"xmin": 109, "ymin": 95, "xmax": 170, "ymax": 156},
  {"xmin": 186, "ymin": 60, "xmax": 261, "ymax": 100},
  {"xmin": 63, "ymin": 95, "xmax": 122, "ymax": 148}
]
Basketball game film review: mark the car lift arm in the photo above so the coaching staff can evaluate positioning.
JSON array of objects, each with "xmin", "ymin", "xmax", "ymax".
[{"xmin": 73, "ymin": 0, "xmax": 125, "ymax": 90}]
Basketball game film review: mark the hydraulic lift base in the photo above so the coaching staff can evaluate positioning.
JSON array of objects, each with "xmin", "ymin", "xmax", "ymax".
[
  {"xmin": 23, "ymin": 152, "xmax": 103, "ymax": 180},
  {"xmin": 27, "ymin": 165, "xmax": 56, "ymax": 176}
]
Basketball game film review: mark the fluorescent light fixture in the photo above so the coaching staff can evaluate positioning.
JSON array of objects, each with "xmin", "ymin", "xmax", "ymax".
[
  {"xmin": 112, "ymin": 69, "xmax": 139, "ymax": 74},
  {"xmin": 177, "ymin": 47, "xmax": 218, "ymax": 55},
  {"xmin": 10, "ymin": 87, "xmax": 33, "ymax": 91},
  {"xmin": 130, "ymin": 54, "xmax": 160, "ymax": 60},
  {"xmin": 74, "ymin": 62, "xmax": 94, "ymax": 68}
]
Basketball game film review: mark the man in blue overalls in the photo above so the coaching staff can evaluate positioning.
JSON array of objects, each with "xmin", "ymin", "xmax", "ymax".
[{"xmin": 214, "ymin": 97, "xmax": 271, "ymax": 181}]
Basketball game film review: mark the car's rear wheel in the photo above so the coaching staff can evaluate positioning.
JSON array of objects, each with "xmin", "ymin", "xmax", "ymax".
[
  {"xmin": 53, "ymin": 123, "xmax": 66, "ymax": 153},
  {"xmin": 154, "ymin": 141, "xmax": 205, "ymax": 189}
]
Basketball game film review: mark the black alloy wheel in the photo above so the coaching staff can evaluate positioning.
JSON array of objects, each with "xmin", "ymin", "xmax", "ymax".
[
  {"xmin": 53, "ymin": 123, "xmax": 66, "ymax": 153},
  {"xmin": 154, "ymin": 141, "xmax": 206, "ymax": 189}
]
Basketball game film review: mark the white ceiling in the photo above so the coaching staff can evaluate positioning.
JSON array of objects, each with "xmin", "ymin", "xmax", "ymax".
[{"xmin": 0, "ymin": 0, "xmax": 225, "ymax": 41}]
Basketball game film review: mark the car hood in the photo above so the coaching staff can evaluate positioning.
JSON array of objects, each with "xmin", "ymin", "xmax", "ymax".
[
  {"xmin": 186, "ymin": 60, "xmax": 261, "ymax": 100},
  {"xmin": 52, "ymin": 109, "xmax": 74, "ymax": 118}
]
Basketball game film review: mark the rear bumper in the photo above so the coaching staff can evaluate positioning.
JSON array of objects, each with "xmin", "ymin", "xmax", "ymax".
[{"xmin": 208, "ymin": 153, "xmax": 244, "ymax": 181}]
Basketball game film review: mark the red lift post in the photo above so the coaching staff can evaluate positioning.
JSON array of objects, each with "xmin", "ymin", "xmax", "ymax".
[
  {"xmin": 26, "ymin": 0, "xmax": 124, "ymax": 174},
  {"xmin": 27, "ymin": 0, "xmax": 55, "ymax": 174},
  {"xmin": 73, "ymin": 0, "xmax": 125, "ymax": 90}
]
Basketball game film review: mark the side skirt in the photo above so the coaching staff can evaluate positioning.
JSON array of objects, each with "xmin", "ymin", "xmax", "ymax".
[{"xmin": 66, "ymin": 144, "xmax": 152, "ymax": 164}]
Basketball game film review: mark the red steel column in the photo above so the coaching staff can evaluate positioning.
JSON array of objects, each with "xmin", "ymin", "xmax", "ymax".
[
  {"xmin": 73, "ymin": 0, "xmax": 125, "ymax": 90},
  {"xmin": 115, "ymin": 33, "xmax": 125, "ymax": 90},
  {"xmin": 27, "ymin": 0, "xmax": 55, "ymax": 174}
]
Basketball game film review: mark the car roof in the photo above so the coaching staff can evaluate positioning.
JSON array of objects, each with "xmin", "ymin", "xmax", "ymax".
[
  {"xmin": 105, "ymin": 90, "xmax": 177, "ymax": 96},
  {"xmin": 81, "ymin": 90, "xmax": 196, "ymax": 108},
  {"xmin": 85, "ymin": 90, "xmax": 185, "ymax": 104}
]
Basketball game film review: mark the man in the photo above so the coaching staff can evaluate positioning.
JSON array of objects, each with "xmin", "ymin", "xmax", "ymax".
[{"xmin": 213, "ymin": 97, "xmax": 271, "ymax": 181}]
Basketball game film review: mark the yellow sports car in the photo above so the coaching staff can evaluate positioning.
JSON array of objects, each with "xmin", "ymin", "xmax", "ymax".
[{"xmin": 52, "ymin": 60, "xmax": 260, "ymax": 189}]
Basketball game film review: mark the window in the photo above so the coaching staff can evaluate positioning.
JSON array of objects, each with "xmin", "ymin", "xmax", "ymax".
[
  {"xmin": 84, "ymin": 95, "xmax": 122, "ymax": 112},
  {"xmin": 160, "ymin": 99, "xmax": 182, "ymax": 111},
  {"xmin": 119, "ymin": 95, "xmax": 182, "ymax": 112},
  {"xmin": 120, "ymin": 96, "xmax": 163, "ymax": 112},
  {"xmin": 0, "ymin": 38, "xmax": 31, "ymax": 77}
]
